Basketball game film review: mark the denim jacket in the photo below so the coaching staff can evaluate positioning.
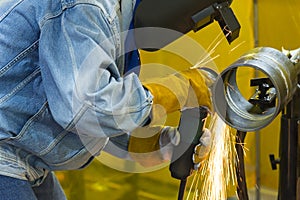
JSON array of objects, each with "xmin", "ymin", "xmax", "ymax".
[{"xmin": 0, "ymin": 0, "xmax": 152, "ymax": 185}]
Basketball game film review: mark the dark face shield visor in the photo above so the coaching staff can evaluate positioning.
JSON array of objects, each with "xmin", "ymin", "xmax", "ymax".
[{"xmin": 134, "ymin": 0, "xmax": 240, "ymax": 51}]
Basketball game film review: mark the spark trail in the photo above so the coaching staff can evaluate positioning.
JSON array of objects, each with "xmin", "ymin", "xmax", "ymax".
[
  {"xmin": 191, "ymin": 26, "xmax": 231, "ymax": 70},
  {"xmin": 185, "ymin": 25, "xmax": 247, "ymax": 199},
  {"xmin": 187, "ymin": 114, "xmax": 238, "ymax": 200}
]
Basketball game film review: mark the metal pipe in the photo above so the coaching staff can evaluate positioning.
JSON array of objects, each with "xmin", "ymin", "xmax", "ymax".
[
  {"xmin": 213, "ymin": 47, "xmax": 298, "ymax": 132},
  {"xmin": 253, "ymin": 0, "xmax": 259, "ymax": 48},
  {"xmin": 253, "ymin": 1, "xmax": 261, "ymax": 199},
  {"xmin": 213, "ymin": 47, "xmax": 300, "ymax": 198}
]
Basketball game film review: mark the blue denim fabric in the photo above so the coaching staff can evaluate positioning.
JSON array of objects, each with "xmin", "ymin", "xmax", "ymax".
[
  {"xmin": 0, "ymin": 174, "xmax": 38, "ymax": 200},
  {"xmin": 32, "ymin": 172, "xmax": 66, "ymax": 200},
  {"xmin": 0, "ymin": 172, "xmax": 66, "ymax": 200},
  {"xmin": 0, "ymin": 0, "xmax": 152, "ymax": 184}
]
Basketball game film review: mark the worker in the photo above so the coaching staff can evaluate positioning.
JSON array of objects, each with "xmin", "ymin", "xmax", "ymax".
[{"xmin": 0, "ymin": 0, "xmax": 213, "ymax": 199}]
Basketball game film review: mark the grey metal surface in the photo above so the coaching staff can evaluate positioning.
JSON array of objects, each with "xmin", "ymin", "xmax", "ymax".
[{"xmin": 212, "ymin": 47, "xmax": 298, "ymax": 131}]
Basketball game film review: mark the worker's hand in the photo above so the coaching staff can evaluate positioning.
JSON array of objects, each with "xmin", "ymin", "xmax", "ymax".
[
  {"xmin": 193, "ymin": 128, "xmax": 211, "ymax": 170},
  {"xmin": 142, "ymin": 69, "xmax": 211, "ymax": 125},
  {"xmin": 128, "ymin": 125, "xmax": 180, "ymax": 167}
]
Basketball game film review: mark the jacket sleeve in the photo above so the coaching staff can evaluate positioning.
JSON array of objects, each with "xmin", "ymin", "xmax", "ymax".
[{"xmin": 38, "ymin": 4, "xmax": 152, "ymax": 138}]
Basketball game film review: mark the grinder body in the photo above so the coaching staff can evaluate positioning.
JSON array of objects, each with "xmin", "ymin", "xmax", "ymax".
[{"xmin": 170, "ymin": 107, "xmax": 208, "ymax": 182}]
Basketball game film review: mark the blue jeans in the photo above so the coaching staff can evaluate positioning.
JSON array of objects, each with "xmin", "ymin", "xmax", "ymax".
[{"xmin": 0, "ymin": 172, "xmax": 66, "ymax": 200}]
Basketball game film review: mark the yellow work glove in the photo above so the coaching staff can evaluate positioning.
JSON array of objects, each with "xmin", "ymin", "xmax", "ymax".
[
  {"xmin": 128, "ymin": 125, "xmax": 180, "ymax": 167},
  {"xmin": 142, "ymin": 69, "xmax": 211, "ymax": 125},
  {"xmin": 128, "ymin": 125, "xmax": 212, "ymax": 169}
]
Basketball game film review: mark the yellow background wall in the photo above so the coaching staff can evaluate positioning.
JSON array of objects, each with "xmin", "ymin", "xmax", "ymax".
[{"xmin": 57, "ymin": 0, "xmax": 300, "ymax": 199}]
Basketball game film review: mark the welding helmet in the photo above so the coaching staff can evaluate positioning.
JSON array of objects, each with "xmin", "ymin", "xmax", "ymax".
[{"xmin": 134, "ymin": 0, "xmax": 240, "ymax": 51}]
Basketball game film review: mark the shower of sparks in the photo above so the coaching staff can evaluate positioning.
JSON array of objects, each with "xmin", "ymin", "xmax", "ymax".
[
  {"xmin": 185, "ymin": 25, "xmax": 248, "ymax": 199},
  {"xmin": 228, "ymin": 41, "xmax": 246, "ymax": 54},
  {"xmin": 190, "ymin": 54, "xmax": 220, "ymax": 70},
  {"xmin": 191, "ymin": 26, "xmax": 232, "ymax": 70},
  {"xmin": 187, "ymin": 114, "xmax": 238, "ymax": 200}
]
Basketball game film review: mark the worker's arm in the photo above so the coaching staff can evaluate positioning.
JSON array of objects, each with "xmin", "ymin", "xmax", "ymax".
[
  {"xmin": 39, "ymin": 3, "xmax": 211, "ymax": 140},
  {"xmin": 39, "ymin": 3, "xmax": 152, "ymax": 138}
]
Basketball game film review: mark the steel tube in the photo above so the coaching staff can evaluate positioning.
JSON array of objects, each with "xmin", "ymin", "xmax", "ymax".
[{"xmin": 213, "ymin": 47, "xmax": 298, "ymax": 131}]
